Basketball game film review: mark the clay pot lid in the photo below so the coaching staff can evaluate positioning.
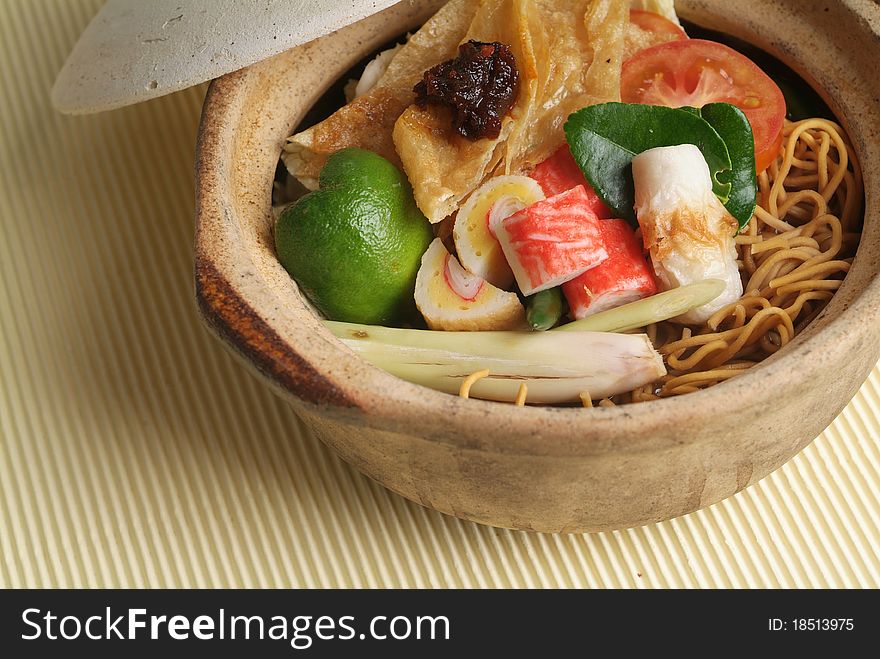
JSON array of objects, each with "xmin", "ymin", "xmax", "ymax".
[{"xmin": 51, "ymin": 0, "xmax": 403, "ymax": 114}]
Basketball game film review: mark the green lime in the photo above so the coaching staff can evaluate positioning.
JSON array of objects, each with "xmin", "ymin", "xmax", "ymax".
[{"xmin": 275, "ymin": 148, "xmax": 434, "ymax": 325}]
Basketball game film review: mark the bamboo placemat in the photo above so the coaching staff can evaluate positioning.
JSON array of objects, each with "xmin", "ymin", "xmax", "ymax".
[{"xmin": 1, "ymin": 0, "xmax": 878, "ymax": 588}]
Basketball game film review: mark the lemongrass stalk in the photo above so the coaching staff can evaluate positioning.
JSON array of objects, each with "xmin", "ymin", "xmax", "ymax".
[
  {"xmin": 325, "ymin": 322, "xmax": 666, "ymax": 404},
  {"xmin": 554, "ymin": 279, "xmax": 725, "ymax": 333}
]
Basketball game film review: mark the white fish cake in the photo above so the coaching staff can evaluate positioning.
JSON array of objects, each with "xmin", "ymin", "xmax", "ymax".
[{"xmin": 632, "ymin": 144, "xmax": 743, "ymax": 324}]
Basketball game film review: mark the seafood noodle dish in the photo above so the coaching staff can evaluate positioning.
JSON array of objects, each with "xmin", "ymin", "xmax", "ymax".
[{"xmin": 273, "ymin": 0, "xmax": 862, "ymax": 407}]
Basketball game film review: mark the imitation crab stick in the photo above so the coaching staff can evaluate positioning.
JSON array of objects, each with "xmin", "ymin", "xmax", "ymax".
[
  {"xmin": 326, "ymin": 321, "xmax": 667, "ymax": 404},
  {"xmin": 562, "ymin": 219, "xmax": 657, "ymax": 319},
  {"xmin": 632, "ymin": 144, "xmax": 743, "ymax": 324},
  {"xmin": 495, "ymin": 186, "xmax": 609, "ymax": 296},
  {"xmin": 414, "ymin": 238, "xmax": 524, "ymax": 331},
  {"xmin": 453, "ymin": 175, "xmax": 545, "ymax": 289},
  {"xmin": 529, "ymin": 145, "xmax": 612, "ymax": 217}
]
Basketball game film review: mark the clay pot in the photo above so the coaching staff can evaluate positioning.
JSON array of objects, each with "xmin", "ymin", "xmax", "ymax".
[{"xmin": 195, "ymin": 0, "xmax": 880, "ymax": 532}]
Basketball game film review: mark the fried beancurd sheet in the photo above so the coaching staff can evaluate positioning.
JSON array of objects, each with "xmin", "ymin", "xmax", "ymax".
[
  {"xmin": 395, "ymin": 0, "xmax": 627, "ymax": 223},
  {"xmin": 282, "ymin": 0, "xmax": 478, "ymax": 190},
  {"xmin": 284, "ymin": 0, "xmax": 627, "ymax": 222}
]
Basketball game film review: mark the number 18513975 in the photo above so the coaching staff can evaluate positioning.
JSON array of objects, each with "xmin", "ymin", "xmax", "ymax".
[{"xmin": 768, "ymin": 619, "xmax": 854, "ymax": 631}]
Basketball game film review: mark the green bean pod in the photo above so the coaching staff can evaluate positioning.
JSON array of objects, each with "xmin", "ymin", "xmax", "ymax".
[{"xmin": 526, "ymin": 288, "xmax": 564, "ymax": 331}]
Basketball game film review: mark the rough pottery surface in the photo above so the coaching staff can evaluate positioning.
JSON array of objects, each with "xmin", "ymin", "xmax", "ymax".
[
  {"xmin": 195, "ymin": 0, "xmax": 880, "ymax": 533},
  {"xmin": 52, "ymin": 0, "xmax": 404, "ymax": 114}
]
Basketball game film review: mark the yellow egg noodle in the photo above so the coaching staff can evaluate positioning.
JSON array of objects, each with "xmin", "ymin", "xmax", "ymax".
[
  {"xmin": 628, "ymin": 118, "xmax": 862, "ymax": 403},
  {"xmin": 514, "ymin": 382, "xmax": 529, "ymax": 406},
  {"xmin": 458, "ymin": 369, "xmax": 491, "ymax": 399}
]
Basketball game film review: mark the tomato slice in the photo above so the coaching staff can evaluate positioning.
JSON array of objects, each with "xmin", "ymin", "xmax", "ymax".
[
  {"xmin": 621, "ymin": 39, "xmax": 787, "ymax": 173},
  {"xmin": 626, "ymin": 10, "xmax": 687, "ymax": 55}
]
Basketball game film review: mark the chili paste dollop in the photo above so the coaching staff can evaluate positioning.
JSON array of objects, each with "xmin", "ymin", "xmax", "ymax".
[{"xmin": 414, "ymin": 40, "xmax": 520, "ymax": 141}]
